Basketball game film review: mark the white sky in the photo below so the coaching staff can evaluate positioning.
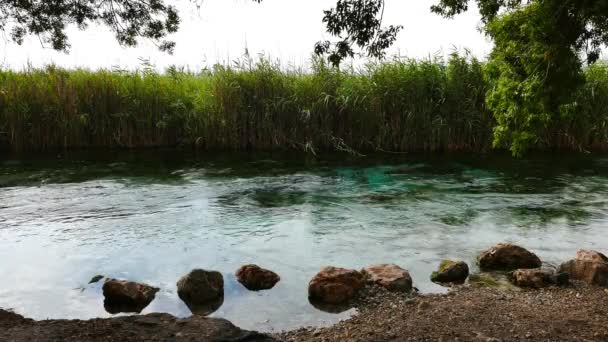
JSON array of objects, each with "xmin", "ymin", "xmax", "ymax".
[{"xmin": 0, "ymin": 0, "xmax": 493, "ymax": 70}]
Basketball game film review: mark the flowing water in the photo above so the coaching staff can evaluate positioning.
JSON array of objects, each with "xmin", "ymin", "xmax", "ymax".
[{"xmin": 1, "ymin": 150, "xmax": 608, "ymax": 332}]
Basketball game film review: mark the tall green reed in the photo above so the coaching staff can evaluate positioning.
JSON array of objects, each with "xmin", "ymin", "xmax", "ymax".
[{"xmin": 1, "ymin": 54, "xmax": 606, "ymax": 153}]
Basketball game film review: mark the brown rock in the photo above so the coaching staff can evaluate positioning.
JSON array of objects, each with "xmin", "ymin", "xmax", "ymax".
[
  {"xmin": 102, "ymin": 279, "xmax": 159, "ymax": 314},
  {"xmin": 478, "ymin": 243, "xmax": 542, "ymax": 271},
  {"xmin": 361, "ymin": 264, "xmax": 413, "ymax": 292},
  {"xmin": 576, "ymin": 250, "xmax": 608, "ymax": 263},
  {"xmin": 236, "ymin": 265, "xmax": 280, "ymax": 291},
  {"xmin": 308, "ymin": 267, "xmax": 365, "ymax": 304},
  {"xmin": 558, "ymin": 250, "xmax": 608, "ymax": 286},
  {"xmin": 431, "ymin": 260, "xmax": 469, "ymax": 284},
  {"xmin": 510, "ymin": 268, "xmax": 553, "ymax": 288},
  {"xmin": 0, "ymin": 310, "xmax": 276, "ymax": 341},
  {"xmin": 177, "ymin": 269, "xmax": 224, "ymax": 315}
]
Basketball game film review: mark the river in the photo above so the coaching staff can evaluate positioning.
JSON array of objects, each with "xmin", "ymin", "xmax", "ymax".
[{"xmin": 1, "ymin": 150, "xmax": 607, "ymax": 331}]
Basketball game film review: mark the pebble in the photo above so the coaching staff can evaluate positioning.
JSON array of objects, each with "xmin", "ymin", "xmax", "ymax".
[
  {"xmin": 405, "ymin": 298, "xmax": 417, "ymax": 305},
  {"xmin": 417, "ymin": 301, "xmax": 430, "ymax": 311}
]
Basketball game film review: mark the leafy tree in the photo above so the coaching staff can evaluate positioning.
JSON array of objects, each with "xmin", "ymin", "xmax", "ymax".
[
  {"xmin": 315, "ymin": 0, "xmax": 607, "ymax": 154},
  {"xmin": 433, "ymin": 0, "xmax": 608, "ymax": 155},
  {"xmin": 314, "ymin": 0, "xmax": 402, "ymax": 67},
  {"xmin": 0, "ymin": 0, "xmax": 181, "ymax": 52}
]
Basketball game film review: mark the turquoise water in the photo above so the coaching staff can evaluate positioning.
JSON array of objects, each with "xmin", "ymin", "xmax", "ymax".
[{"xmin": 1, "ymin": 151, "xmax": 607, "ymax": 331}]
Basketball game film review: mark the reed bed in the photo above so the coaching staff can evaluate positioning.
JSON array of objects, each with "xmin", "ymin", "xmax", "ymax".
[{"xmin": 1, "ymin": 55, "xmax": 607, "ymax": 153}]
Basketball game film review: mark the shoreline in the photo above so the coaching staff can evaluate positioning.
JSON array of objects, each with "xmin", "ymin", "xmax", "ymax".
[{"xmin": 3, "ymin": 282, "xmax": 607, "ymax": 341}]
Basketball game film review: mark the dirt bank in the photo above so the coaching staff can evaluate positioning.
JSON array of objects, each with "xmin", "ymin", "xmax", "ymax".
[{"xmin": 2, "ymin": 282, "xmax": 608, "ymax": 341}]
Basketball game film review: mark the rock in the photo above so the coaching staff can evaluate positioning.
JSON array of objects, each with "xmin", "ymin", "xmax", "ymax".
[
  {"xmin": 558, "ymin": 250, "xmax": 608, "ymax": 286},
  {"xmin": 177, "ymin": 269, "xmax": 224, "ymax": 315},
  {"xmin": 552, "ymin": 272, "xmax": 571, "ymax": 286},
  {"xmin": 361, "ymin": 264, "xmax": 412, "ymax": 292},
  {"xmin": 308, "ymin": 267, "xmax": 365, "ymax": 304},
  {"xmin": 510, "ymin": 268, "xmax": 554, "ymax": 288},
  {"xmin": 89, "ymin": 275, "xmax": 104, "ymax": 284},
  {"xmin": 478, "ymin": 243, "xmax": 542, "ymax": 271},
  {"xmin": 576, "ymin": 250, "xmax": 608, "ymax": 263},
  {"xmin": 235, "ymin": 265, "xmax": 280, "ymax": 291},
  {"xmin": 417, "ymin": 301, "xmax": 430, "ymax": 311},
  {"xmin": 468, "ymin": 273, "xmax": 518, "ymax": 291},
  {"xmin": 1, "ymin": 311, "xmax": 276, "ymax": 341},
  {"xmin": 102, "ymin": 279, "xmax": 159, "ymax": 314},
  {"xmin": 431, "ymin": 260, "xmax": 469, "ymax": 284}
]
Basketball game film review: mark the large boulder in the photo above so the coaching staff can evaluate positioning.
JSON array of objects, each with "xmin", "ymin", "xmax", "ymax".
[
  {"xmin": 236, "ymin": 265, "xmax": 280, "ymax": 291},
  {"xmin": 431, "ymin": 260, "xmax": 469, "ymax": 284},
  {"xmin": 361, "ymin": 264, "xmax": 412, "ymax": 292},
  {"xmin": 558, "ymin": 250, "xmax": 608, "ymax": 286},
  {"xmin": 177, "ymin": 269, "xmax": 224, "ymax": 315},
  {"xmin": 478, "ymin": 243, "xmax": 542, "ymax": 271},
  {"xmin": 0, "ymin": 310, "xmax": 276, "ymax": 341},
  {"xmin": 102, "ymin": 279, "xmax": 159, "ymax": 314},
  {"xmin": 308, "ymin": 267, "xmax": 365, "ymax": 304}
]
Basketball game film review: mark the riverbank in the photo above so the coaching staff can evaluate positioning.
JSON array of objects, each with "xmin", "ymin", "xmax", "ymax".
[{"xmin": 3, "ymin": 282, "xmax": 607, "ymax": 341}]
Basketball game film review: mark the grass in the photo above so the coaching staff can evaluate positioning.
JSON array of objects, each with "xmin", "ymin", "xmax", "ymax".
[{"xmin": 1, "ymin": 54, "xmax": 607, "ymax": 153}]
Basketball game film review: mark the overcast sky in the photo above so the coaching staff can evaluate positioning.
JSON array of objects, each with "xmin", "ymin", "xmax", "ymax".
[{"xmin": 0, "ymin": 0, "xmax": 493, "ymax": 70}]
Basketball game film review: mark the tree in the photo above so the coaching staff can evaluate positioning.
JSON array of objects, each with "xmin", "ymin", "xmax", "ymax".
[
  {"xmin": 316, "ymin": 0, "xmax": 608, "ymax": 155},
  {"xmin": 432, "ymin": 0, "xmax": 608, "ymax": 155},
  {"xmin": 1, "ymin": 0, "xmax": 400, "ymax": 67},
  {"xmin": 314, "ymin": 0, "xmax": 402, "ymax": 67},
  {"xmin": 0, "ymin": 0, "xmax": 181, "ymax": 52},
  {"xmin": 0, "ymin": 0, "xmax": 269, "ymax": 53}
]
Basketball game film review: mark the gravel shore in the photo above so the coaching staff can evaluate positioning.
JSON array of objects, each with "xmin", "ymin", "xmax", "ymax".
[{"xmin": 279, "ymin": 282, "xmax": 608, "ymax": 341}]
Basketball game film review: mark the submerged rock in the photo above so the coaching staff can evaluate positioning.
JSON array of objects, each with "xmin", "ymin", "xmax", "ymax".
[
  {"xmin": 177, "ymin": 269, "xmax": 224, "ymax": 315},
  {"xmin": 478, "ymin": 243, "xmax": 542, "ymax": 271},
  {"xmin": 308, "ymin": 267, "xmax": 364, "ymax": 305},
  {"xmin": 361, "ymin": 264, "xmax": 412, "ymax": 292},
  {"xmin": 431, "ymin": 260, "xmax": 469, "ymax": 284},
  {"xmin": 558, "ymin": 250, "xmax": 608, "ymax": 286},
  {"xmin": 89, "ymin": 275, "xmax": 104, "ymax": 284},
  {"xmin": 236, "ymin": 265, "xmax": 280, "ymax": 291},
  {"xmin": 102, "ymin": 279, "xmax": 159, "ymax": 314}
]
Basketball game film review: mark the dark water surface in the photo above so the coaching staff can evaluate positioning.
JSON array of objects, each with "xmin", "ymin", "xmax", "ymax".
[{"xmin": 1, "ymin": 150, "xmax": 607, "ymax": 331}]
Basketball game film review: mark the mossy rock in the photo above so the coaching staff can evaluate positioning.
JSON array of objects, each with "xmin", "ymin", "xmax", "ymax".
[
  {"xmin": 468, "ymin": 273, "xmax": 518, "ymax": 291},
  {"xmin": 431, "ymin": 260, "xmax": 469, "ymax": 284}
]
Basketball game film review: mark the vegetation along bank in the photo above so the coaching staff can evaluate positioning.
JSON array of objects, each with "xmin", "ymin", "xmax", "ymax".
[{"xmin": 1, "ymin": 56, "xmax": 608, "ymax": 155}]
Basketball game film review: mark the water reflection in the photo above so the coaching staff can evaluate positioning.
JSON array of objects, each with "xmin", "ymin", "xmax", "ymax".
[
  {"xmin": 0, "ymin": 151, "xmax": 608, "ymax": 331},
  {"xmin": 183, "ymin": 295, "xmax": 224, "ymax": 316},
  {"xmin": 308, "ymin": 298, "xmax": 357, "ymax": 314}
]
